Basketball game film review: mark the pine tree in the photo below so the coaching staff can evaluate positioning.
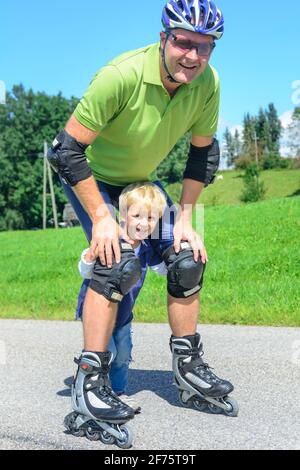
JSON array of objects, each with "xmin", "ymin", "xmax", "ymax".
[
  {"xmin": 233, "ymin": 129, "xmax": 242, "ymax": 163},
  {"xmin": 223, "ymin": 127, "xmax": 235, "ymax": 167},
  {"xmin": 288, "ymin": 107, "xmax": 300, "ymax": 157},
  {"xmin": 242, "ymin": 113, "xmax": 257, "ymax": 161},
  {"xmin": 240, "ymin": 163, "xmax": 266, "ymax": 203},
  {"xmin": 266, "ymin": 103, "xmax": 282, "ymax": 154}
]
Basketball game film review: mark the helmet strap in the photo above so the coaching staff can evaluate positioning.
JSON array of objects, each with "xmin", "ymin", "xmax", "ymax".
[{"xmin": 161, "ymin": 32, "xmax": 181, "ymax": 84}]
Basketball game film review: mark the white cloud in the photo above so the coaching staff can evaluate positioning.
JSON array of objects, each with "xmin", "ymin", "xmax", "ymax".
[
  {"xmin": 229, "ymin": 124, "xmax": 243, "ymax": 136},
  {"xmin": 279, "ymin": 110, "xmax": 294, "ymax": 157},
  {"xmin": 279, "ymin": 110, "xmax": 293, "ymax": 129}
]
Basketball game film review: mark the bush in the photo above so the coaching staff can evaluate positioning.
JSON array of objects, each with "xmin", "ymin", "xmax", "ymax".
[
  {"xmin": 235, "ymin": 154, "xmax": 252, "ymax": 170},
  {"xmin": 240, "ymin": 164, "xmax": 266, "ymax": 203},
  {"xmin": 289, "ymin": 157, "xmax": 300, "ymax": 169},
  {"xmin": 262, "ymin": 152, "xmax": 284, "ymax": 170}
]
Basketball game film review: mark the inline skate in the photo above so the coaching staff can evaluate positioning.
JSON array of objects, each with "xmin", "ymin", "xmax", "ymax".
[
  {"xmin": 170, "ymin": 333, "xmax": 239, "ymax": 417},
  {"xmin": 64, "ymin": 351, "xmax": 135, "ymax": 448}
]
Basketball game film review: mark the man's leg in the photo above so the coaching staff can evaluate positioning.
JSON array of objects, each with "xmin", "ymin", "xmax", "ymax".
[
  {"xmin": 150, "ymin": 181, "xmax": 237, "ymax": 415},
  {"xmin": 167, "ymin": 292, "xmax": 199, "ymax": 337},
  {"xmin": 60, "ymin": 178, "xmax": 122, "ymax": 351},
  {"xmin": 61, "ymin": 179, "xmax": 136, "ymax": 436},
  {"xmin": 83, "ymin": 288, "xmax": 118, "ymax": 351},
  {"xmin": 151, "ymin": 180, "xmax": 199, "ymax": 335}
]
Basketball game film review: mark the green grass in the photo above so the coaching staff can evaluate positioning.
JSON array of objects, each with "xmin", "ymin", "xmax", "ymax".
[
  {"xmin": 0, "ymin": 193, "xmax": 299, "ymax": 326},
  {"xmin": 167, "ymin": 168, "xmax": 300, "ymax": 207}
]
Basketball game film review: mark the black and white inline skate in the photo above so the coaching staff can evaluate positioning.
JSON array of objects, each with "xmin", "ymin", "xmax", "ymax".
[
  {"xmin": 64, "ymin": 351, "xmax": 135, "ymax": 448},
  {"xmin": 170, "ymin": 333, "xmax": 239, "ymax": 417}
]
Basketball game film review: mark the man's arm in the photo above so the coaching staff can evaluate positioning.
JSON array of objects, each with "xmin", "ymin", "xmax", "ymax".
[
  {"xmin": 174, "ymin": 135, "xmax": 213, "ymax": 263},
  {"xmin": 64, "ymin": 115, "xmax": 108, "ymax": 221},
  {"xmin": 179, "ymin": 135, "xmax": 212, "ymax": 212},
  {"xmin": 48, "ymin": 114, "xmax": 131, "ymax": 266}
]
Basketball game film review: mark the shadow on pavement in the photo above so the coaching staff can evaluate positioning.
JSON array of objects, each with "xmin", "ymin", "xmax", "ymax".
[{"xmin": 57, "ymin": 369, "xmax": 180, "ymax": 407}]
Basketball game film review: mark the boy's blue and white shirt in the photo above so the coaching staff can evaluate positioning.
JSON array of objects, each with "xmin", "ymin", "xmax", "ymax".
[{"xmin": 76, "ymin": 240, "xmax": 167, "ymax": 328}]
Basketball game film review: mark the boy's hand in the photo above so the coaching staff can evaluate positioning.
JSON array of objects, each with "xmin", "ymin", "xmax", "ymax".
[{"xmin": 84, "ymin": 248, "xmax": 97, "ymax": 263}]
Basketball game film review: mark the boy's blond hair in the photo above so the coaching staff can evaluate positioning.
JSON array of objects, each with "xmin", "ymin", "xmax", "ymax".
[{"xmin": 119, "ymin": 182, "xmax": 167, "ymax": 219}]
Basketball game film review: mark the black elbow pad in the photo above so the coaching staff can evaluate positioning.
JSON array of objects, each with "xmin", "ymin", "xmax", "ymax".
[
  {"xmin": 47, "ymin": 129, "xmax": 92, "ymax": 186},
  {"xmin": 183, "ymin": 138, "xmax": 220, "ymax": 187}
]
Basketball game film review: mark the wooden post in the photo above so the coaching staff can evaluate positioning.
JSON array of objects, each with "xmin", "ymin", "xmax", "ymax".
[
  {"xmin": 43, "ymin": 142, "xmax": 47, "ymax": 230},
  {"xmin": 43, "ymin": 141, "xmax": 58, "ymax": 229}
]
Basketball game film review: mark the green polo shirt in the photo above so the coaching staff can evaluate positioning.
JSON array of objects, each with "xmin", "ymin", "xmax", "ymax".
[{"xmin": 74, "ymin": 42, "xmax": 220, "ymax": 186}]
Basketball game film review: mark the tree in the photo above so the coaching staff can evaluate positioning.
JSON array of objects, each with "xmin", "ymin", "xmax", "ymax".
[
  {"xmin": 240, "ymin": 163, "xmax": 266, "ymax": 203},
  {"xmin": 222, "ymin": 127, "xmax": 242, "ymax": 168},
  {"xmin": 223, "ymin": 127, "xmax": 235, "ymax": 167},
  {"xmin": 238, "ymin": 104, "xmax": 282, "ymax": 170},
  {"xmin": 288, "ymin": 107, "xmax": 300, "ymax": 157},
  {"xmin": 233, "ymin": 129, "xmax": 242, "ymax": 163},
  {"xmin": 152, "ymin": 132, "xmax": 190, "ymax": 185},
  {"xmin": 0, "ymin": 84, "xmax": 78, "ymax": 231},
  {"xmin": 242, "ymin": 113, "xmax": 257, "ymax": 161},
  {"xmin": 266, "ymin": 103, "xmax": 282, "ymax": 154}
]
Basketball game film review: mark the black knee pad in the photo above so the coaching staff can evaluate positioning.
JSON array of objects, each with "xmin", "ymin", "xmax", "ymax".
[
  {"xmin": 162, "ymin": 242, "xmax": 205, "ymax": 298},
  {"xmin": 89, "ymin": 242, "xmax": 142, "ymax": 303}
]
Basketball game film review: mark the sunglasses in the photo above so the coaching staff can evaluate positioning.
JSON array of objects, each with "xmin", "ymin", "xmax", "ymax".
[{"xmin": 169, "ymin": 32, "xmax": 215, "ymax": 57}]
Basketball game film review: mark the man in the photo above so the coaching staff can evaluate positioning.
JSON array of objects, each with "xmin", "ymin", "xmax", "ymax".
[{"xmin": 49, "ymin": 0, "xmax": 237, "ymax": 446}]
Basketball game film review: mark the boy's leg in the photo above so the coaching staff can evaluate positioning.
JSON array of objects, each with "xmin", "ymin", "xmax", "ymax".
[
  {"xmin": 109, "ymin": 323, "xmax": 141, "ymax": 413},
  {"xmin": 83, "ymin": 288, "xmax": 118, "ymax": 351},
  {"xmin": 109, "ymin": 322, "xmax": 133, "ymax": 395}
]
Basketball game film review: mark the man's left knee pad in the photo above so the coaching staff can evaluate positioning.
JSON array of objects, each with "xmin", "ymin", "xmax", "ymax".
[
  {"xmin": 89, "ymin": 242, "xmax": 142, "ymax": 303},
  {"xmin": 162, "ymin": 242, "xmax": 205, "ymax": 298}
]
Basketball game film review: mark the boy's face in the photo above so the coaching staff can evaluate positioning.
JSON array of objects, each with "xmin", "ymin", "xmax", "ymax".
[{"xmin": 124, "ymin": 204, "xmax": 161, "ymax": 241}]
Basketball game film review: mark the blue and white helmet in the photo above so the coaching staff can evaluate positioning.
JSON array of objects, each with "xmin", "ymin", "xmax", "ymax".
[{"xmin": 162, "ymin": 0, "xmax": 224, "ymax": 40}]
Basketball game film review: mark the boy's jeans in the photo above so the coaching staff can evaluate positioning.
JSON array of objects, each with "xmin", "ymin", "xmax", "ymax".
[{"xmin": 108, "ymin": 322, "xmax": 133, "ymax": 395}]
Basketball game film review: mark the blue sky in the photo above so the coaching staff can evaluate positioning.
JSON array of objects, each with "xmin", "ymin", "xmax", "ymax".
[{"xmin": 1, "ymin": 0, "xmax": 299, "ymax": 142}]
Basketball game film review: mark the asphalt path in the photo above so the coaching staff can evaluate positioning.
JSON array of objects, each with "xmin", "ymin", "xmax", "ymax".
[{"xmin": 0, "ymin": 320, "xmax": 299, "ymax": 450}]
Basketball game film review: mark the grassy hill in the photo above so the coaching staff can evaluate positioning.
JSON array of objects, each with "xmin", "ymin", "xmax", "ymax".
[
  {"xmin": 0, "ymin": 174, "xmax": 299, "ymax": 325},
  {"xmin": 167, "ymin": 168, "xmax": 300, "ymax": 207}
]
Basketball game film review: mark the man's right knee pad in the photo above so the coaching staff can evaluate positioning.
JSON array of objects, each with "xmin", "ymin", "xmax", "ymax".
[
  {"xmin": 162, "ymin": 242, "xmax": 205, "ymax": 298},
  {"xmin": 89, "ymin": 242, "xmax": 142, "ymax": 303}
]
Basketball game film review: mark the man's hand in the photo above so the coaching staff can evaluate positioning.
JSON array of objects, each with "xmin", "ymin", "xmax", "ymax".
[
  {"xmin": 173, "ymin": 211, "xmax": 208, "ymax": 264},
  {"xmin": 91, "ymin": 212, "xmax": 134, "ymax": 268}
]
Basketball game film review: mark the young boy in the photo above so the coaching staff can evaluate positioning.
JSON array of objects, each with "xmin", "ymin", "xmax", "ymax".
[{"xmin": 76, "ymin": 182, "xmax": 168, "ymax": 410}]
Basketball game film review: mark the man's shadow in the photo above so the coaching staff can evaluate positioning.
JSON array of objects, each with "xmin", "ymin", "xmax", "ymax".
[{"xmin": 57, "ymin": 369, "xmax": 181, "ymax": 408}]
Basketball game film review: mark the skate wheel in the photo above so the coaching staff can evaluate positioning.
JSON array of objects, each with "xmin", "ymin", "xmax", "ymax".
[
  {"xmin": 116, "ymin": 425, "xmax": 133, "ymax": 449},
  {"xmin": 85, "ymin": 429, "xmax": 101, "ymax": 441},
  {"xmin": 208, "ymin": 402, "xmax": 222, "ymax": 414},
  {"xmin": 72, "ymin": 428, "xmax": 85, "ymax": 437},
  {"xmin": 223, "ymin": 397, "xmax": 239, "ymax": 417},
  {"xmin": 193, "ymin": 398, "xmax": 208, "ymax": 412},
  {"xmin": 64, "ymin": 412, "xmax": 85, "ymax": 437},
  {"xmin": 99, "ymin": 430, "xmax": 115, "ymax": 445}
]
